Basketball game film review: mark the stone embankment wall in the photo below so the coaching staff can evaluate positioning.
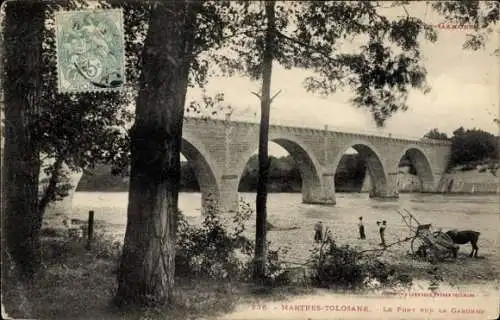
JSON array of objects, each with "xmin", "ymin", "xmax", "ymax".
[
  {"xmin": 437, "ymin": 166, "xmax": 499, "ymax": 194},
  {"xmin": 362, "ymin": 166, "xmax": 499, "ymax": 194}
]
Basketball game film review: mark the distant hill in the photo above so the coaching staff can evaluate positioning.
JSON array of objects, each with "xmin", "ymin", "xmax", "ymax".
[
  {"xmin": 77, "ymin": 165, "xmax": 129, "ymax": 192},
  {"xmin": 77, "ymin": 162, "xmax": 200, "ymax": 192}
]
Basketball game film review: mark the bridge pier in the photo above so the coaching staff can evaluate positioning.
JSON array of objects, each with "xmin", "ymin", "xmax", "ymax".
[
  {"xmin": 302, "ymin": 172, "xmax": 336, "ymax": 205},
  {"xmin": 369, "ymin": 172, "xmax": 399, "ymax": 199},
  {"xmin": 216, "ymin": 174, "xmax": 240, "ymax": 214}
]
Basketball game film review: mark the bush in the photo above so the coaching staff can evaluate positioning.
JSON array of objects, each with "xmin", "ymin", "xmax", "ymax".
[
  {"xmin": 175, "ymin": 198, "xmax": 291, "ymax": 286},
  {"xmin": 240, "ymin": 244, "xmax": 290, "ymax": 286},
  {"xmin": 175, "ymin": 198, "xmax": 254, "ymax": 280},
  {"xmin": 309, "ymin": 238, "xmax": 365, "ymax": 289},
  {"xmin": 265, "ymin": 246, "xmax": 290, "ymax": 285},
  {"xmin": 309, "ymin": 237, "xmax": 413, "ymax": 291}
]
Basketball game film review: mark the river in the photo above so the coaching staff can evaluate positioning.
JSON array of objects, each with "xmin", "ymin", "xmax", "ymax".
[
  {"xmin": 70, "ymin": 191, "xmax": 499, "ymax": 284},
  {"xmin": 71, "ymin": 192, "xmax": 498, "ymax": 255},
  {"xmin": 71, "ymin": 191, "xmax": 499, "ymax": 228}
]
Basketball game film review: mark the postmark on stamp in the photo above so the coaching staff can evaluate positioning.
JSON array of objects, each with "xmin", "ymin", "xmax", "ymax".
[{"xmin": 55, "ymin": 9, "xmax": 125, "ymax": 93}]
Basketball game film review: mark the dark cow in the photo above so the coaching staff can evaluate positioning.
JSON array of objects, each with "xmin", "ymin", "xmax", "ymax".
[{"xmin": 445, "ymin": 230, "xmax": 480, "ymax": 258}]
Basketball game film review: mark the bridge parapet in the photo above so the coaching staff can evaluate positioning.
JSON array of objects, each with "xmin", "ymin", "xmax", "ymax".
[{"xmin": 184, "ymin": 116, "xmax": 451, "ymax": 146}]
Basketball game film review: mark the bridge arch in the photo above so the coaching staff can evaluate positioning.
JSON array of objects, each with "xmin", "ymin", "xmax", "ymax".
[
  {"xmin": 397, "ymin": 145, "xmax": 434, "ymax": 192},
  {"xmin": 236, "ymin": 134, "xmax": 324, "ymax": 204},
  {"xmin": 331, "ymin": 140, "xmax": 388, "ymax": 197},
  {"xmin": 67, "ymin": 135, "xmax": 220, "ymax": 212},
  {"xmin": 181, "ymin": 135, "xmax": 221, "ymax": 209}
]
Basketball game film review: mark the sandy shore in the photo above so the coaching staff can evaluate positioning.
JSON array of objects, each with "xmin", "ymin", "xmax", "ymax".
[
  {"xmin": 262, "ymin": 219, "xmax": 499, "ymax": 284},
  {"xmin": 83, "ymin": 211, "xmax": 499, "ymax": 286},
  {"xmin": 67, "ymin": 192, "xmax": 500, "ymax": 286}
]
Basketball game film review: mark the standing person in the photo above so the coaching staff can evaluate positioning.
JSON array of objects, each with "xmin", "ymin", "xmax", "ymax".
[
  {"xmin": 314, "ymin": 221, "xmax": 323, "ymax": 243},
  {"xmin": 358, "ymin": 216, "xmax": 366, "ymax": 239},
  {"xmin": 325, "ymin": 229, "xmax": 334, "ymax": 243},
  {"xmin": 379, "ymin": 220, "xmax": 387, "ymax": 247},
  {"xmin": 376, "ymin": 221, "xmax": 380, "ymax": 241}
]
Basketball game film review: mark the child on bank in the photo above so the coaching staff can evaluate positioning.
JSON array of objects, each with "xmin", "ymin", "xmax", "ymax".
[
  {"xmin": 377, "ymin": 220, "xmax": 387, "ymax": 247},
  {"xmin": 314, "ymin": 221, "xmax": 323, "ymax": 243},
  {"xmin": 358, "ymin": 216, "xmax": 366, "ymax": 240}
]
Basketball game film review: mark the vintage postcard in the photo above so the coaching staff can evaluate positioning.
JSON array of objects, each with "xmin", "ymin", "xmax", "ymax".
[{"xmin": 1, "ymin": 1, "xmax": 499, "ymax": 320}]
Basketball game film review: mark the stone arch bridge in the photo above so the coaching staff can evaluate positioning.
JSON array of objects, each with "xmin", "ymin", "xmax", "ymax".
[{"xmin": 65, "ymin": 118, "xmax": 451, "ymax": 213}]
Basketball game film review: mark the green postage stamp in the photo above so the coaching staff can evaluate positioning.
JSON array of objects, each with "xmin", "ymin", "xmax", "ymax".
[{"xmin": 55, "ymin": 9, "xmax": 125, "ymax": 93}]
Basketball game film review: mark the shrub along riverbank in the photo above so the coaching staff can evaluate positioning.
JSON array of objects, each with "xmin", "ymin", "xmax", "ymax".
[{"xmin": 3, "ymin": 200, "xmax": 417, "ymax": 320}]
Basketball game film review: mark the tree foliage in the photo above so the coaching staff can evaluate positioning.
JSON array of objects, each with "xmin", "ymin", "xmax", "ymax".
[
  {"xmin": 449, "ymin": 127, "xmax": 498, "ymax": 166},
  {"xmin": 1, "ymin": 0, "xmax": 145, "ymax": 279},
  {"xmin": 78, "ymin": 154, "xmax": 371, "ymax": 193},
  {"xmin": 295, "ymin": 2, "xmax": 439, "ymax": 126},
  {"xmin": 31, "ymin": 1, "xmax": 142, "ymax": 214},
  {"xmin": 431, "ymin": 1, "xmax": 499, "ymax": 53},
  {"xmin": 423, "ymin": 128, "xmax": 449, "ymax": 140},
  {"xmin": 213, "ymin": 1, "xmax": 438, "ymax": 126},
  {"xmin": 238, "ymin": 155, "xmax": 302, "ymax": 192}
]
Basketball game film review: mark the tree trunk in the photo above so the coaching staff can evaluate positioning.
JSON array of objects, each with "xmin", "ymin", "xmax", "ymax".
[
  {"xmin": 114, "ymin": 2, "xmax": 196, "ymax": 307},
  {"xmin": 2, "ymin": 1, "xmax": 44, "ymax": 280},
  {"xmin": 253, "ymin": 0, "xmax": 276, "ymax": 281}
]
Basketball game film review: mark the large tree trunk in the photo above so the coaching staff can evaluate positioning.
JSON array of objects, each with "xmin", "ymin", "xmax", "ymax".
[
  {"xmin": 114, "ymin": 2, "xmax": 196, "ymax": 307},
  {"xmin": 2, "ymin": 1, "xmax": 44, "ymax": 280},
  {"xmin": 253, "ymin": 0, "xmax": 276, "ymax": 281}
]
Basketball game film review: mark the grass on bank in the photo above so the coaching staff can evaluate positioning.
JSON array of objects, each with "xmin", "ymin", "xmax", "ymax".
[
  {"xmin": 6, "ymin": 201, "xmax": 478, "ymax": 320},
  {"xmin": 2, "ymin": 233, "xmax": 314, "ymax": 320}
]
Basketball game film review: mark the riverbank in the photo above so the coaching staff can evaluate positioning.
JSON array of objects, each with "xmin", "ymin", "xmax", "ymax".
[
  {"xmin": 46, "ymin": 214, "xmax": 500, "ymax": 284},
  {"xmin": 5, "ymin": 218, "xmax": 499, "ymax": 320},
  {"xmin": 2, "ymin": 233, "xmax": 312, "ymax": 320},
  {"xmin": 64, "ymin": 192, "xmax": 500, "ymax": 283},
  {"xmin": 25, "ymin": 192, "xmax": 498, "ymax": 319}
]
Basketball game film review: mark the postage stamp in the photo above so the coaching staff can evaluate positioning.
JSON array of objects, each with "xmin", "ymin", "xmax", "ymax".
[{"xmin": 55, "ymin": 9, "xmax": 125, "ymax": 93}]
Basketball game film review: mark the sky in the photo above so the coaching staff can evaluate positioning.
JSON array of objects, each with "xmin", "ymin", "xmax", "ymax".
[
  {"xmin": 185, "ymin": 2, "xmax": 499, "ymax": 157},
  {"xmin": 2, "ymin": 2, "xmax": 495, "ymax": 159}
]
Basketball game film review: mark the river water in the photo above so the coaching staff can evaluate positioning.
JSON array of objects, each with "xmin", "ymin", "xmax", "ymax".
[
  {"xmin": 71, "ymin": 192, "xmax": 499, "ymax": 262},
  {"xmin": 71, "ymin": 192, "xmax": 499, "ymax": 231}
]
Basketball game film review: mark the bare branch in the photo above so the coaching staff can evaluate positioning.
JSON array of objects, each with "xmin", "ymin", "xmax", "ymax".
[
  {"xmin": 358, "ymin": 236, "xmax": 415, "ymax": 255},
  {"xmin": 251, "ymin": 91, "xmax": 261, "ymax": 100},
  {"xmin": 192, "ymin": 26, "xmax": 266, "ymax": 57},
  {"xmin": 397, "ymin": 210, "xmax": 414, "ymax": 230},
  {"xmin": 270, "ymin": 89, "xmax": 282, "ymax": 102},
  {"xmin": 402, "ymin": 4, "xmax": 410, "ymax": 17},
  {"xmin": 281, "ymin": 259, "xmax": 314, "ymax": 267}
]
